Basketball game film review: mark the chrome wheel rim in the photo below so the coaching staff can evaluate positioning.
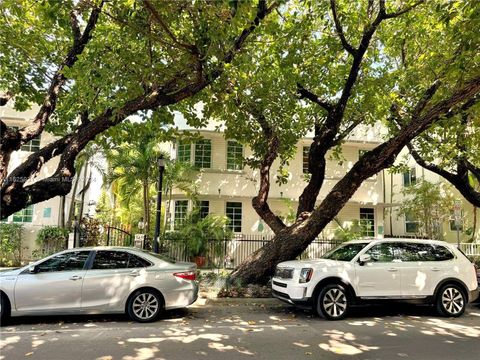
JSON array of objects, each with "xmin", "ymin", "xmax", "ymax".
[
  {"xmin": 322, "ymin": 288, "xmax": 347, "ymax": 318},
  {"xmin": 441, "ymin": 287, "xmax": 464, "ymax": 315},
  {"xmin": 132, "ymin": 293, "xmax": 159, "ymax": 320}
]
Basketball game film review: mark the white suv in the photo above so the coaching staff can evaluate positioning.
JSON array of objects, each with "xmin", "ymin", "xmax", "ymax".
[{"xmin": 272, "ymin": 239, "xmax": 479, "ymax": 320}]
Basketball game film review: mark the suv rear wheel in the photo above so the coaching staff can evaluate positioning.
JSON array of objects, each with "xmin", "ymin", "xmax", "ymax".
[
  {"xmin": 436, "ymin": 284, "xmax": 467, "ymax": 317},
  {"xmin": 316, "ymin": 284, "xmax": 349, "ymax": 320}
]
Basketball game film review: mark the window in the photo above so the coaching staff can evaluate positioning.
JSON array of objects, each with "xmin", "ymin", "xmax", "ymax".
[
  {"xmin": 197, "ymin": 200, "xmax": 209, "ymax": 219},
  {"xmin": 403, "ymin": 167, "xmax": 416, "ymax": 187},
  {"xmin": 405, "ymin": 212, "xmax": 420, "ymax": 233},
  {"xmin": 21, "ymin": 136, "xmax": 41, "ymax": 152},
  {"xmin": 194, "ymin": 139, "xmax": 211, "ymax": 168},
  {"xmin": 177, "ymin": 141, "xmax": 191, "ymax": 163},
  {"xmin": 302, "ymin": 146, "xmax": 310, "ymax": 174},
  {"xmin": 322, "ymin": 243, "xmax": 369, "ymax": 261},
  {"xmin": 397, "ymin": 243, "xmax": 454, "ymax": 262},
  {"xmin": 43, "ymin": 207, "xmax": 52, "ymax": 218},
  {"xmin": 359, "ymin": 208, "xmax": 375, "ymax": 237},
  {"xmin": 13, "ymin": 205, "xmax": 34, "ymax": 223},
  {"xmin": 365, "ymin": 243, "xmax": 400, "ymax": 262},
  {"xmin": 430, "ymin": 245, "xmax": 455, "ymax": 261},
  {"xmin": 226, "ymin": 202, "xmax": 242, "ymax": 232},
  {"xmin": 9, "ymin": 126, "xmax": 41, "ymax": 152},
  {"xmin": 92, "ymin": 251, "xmax": 151, "ymax": 269},
  {"xmin": 174, "ymin": 200, "xmax": 188, "ymax": 229},
  {"xmin": 36, "ymin": 251, "xmax": 90, "ymax": 273},
  {"xmin": 227, "ymin": 141, "xmax": 243, "ymax": 170}
]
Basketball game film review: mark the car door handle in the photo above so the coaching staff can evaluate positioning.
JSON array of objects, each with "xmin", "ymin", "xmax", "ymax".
[
  {"xmin": 128, "ymin": 271, "xmax": 140, "ymax": 277},
  {"xmin": 431, "ymin": 267, "xmax": 441, "ymax": 272},
  {"xmin": 69, "ymin": 275, "xmax": 82, "ymax": 281},
  {"xmin": 387, "ymin": 268, "xmax": 398, "ymax": 272}
]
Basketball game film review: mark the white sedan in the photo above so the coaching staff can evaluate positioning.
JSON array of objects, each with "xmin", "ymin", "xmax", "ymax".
[{"xmin": 0, "ymin": 247, "xmax": 198, "ymax": 323}]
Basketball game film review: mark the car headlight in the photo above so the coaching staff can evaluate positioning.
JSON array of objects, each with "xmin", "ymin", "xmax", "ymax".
[{"xmin": 299, "ymin": 268, "xmax": 313, "ymax": 283}]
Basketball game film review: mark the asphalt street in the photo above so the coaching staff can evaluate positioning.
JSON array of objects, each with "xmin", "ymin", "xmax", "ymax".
[{"xmin": 1, "ymin": 300, "xmax": 479, "ymax": 360}]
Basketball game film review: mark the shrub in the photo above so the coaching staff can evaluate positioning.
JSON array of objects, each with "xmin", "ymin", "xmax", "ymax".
[
  {"xmin": 0, "ymin": 223, "xmax": 25, "ymax": 266},
  {"xmin": 80, "ymin": 218, "xmax": 104, "ymax": 246},
  {"xmin": 36, "ymin": 226, "xmax": 69, "ymax": 255}
]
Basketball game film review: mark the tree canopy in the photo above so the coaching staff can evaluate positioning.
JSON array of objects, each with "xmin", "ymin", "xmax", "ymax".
[{"xmin": 0, "ymin": 0, "xmax": 279, "ymax": 218}]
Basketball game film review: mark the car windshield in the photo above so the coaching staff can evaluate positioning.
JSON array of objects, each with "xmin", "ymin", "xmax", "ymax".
[{"xmin": 322, "ymin": 243, "xmax": 369, "ymax": 261}]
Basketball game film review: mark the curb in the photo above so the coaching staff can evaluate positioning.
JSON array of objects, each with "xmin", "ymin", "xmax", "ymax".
[{"xmin": 202, "ymin": 297, "xmax": 279, "ymax": 305}]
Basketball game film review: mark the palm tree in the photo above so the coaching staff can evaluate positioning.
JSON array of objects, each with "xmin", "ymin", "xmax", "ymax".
[{"xmin": 107, "ymin": 139, "xmax": 160, "ymax": 236}]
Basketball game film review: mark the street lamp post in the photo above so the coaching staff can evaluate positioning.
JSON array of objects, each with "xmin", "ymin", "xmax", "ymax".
[{"xmin": 153, "ymin": 156, "xmax": 165, "ymax": 253}]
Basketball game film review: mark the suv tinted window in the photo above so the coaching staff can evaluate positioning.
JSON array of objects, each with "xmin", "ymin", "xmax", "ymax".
[
  {"xmin": 365, "ymin": 243, "xmax": 400, "ymax": 262},
  {"xmin": 397, "ymin": 243, "xmax": 454, "ymax": 262},
  {"xmin": 397, "ymin": 243, "xmax": 433, "ymax": 261},
  {"xmin": 430, "ymin": 245, "xmax": 454, "ymax": 261},
  {"xmin": 36, "ymin": 251, "xmax": 90, "ymax": 273},
  {"xmin": 92, "ymin": 251, "xmax": 151, "ymax": 269}
]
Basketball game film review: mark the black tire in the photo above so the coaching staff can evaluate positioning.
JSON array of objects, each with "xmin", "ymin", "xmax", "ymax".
[
  {"xmin": 127, "ymin": 289, "xmax": 164, "ymax": 323},
  {"xmin": 316, "ymin": 284, "xmax": 350, "ymax": 320},
  {"xmin": 0, "ymin": 293, "xmax": 11, "ymax": 326},
  {"xmin": 435, "ymin": 283, "xmax": 467, "ymax": 317}
]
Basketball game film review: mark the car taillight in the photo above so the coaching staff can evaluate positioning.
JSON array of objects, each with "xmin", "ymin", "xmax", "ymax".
[{"xmin": 174, "ymin": 271, "xmax": 196, "ymax": 281}]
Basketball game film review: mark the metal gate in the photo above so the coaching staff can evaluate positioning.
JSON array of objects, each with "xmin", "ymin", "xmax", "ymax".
[{"xmin": 106, "ymin": 225, "xmax": 133, "ymax": 247}]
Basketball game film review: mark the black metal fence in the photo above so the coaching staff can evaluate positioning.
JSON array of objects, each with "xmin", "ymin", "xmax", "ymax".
[{"xmin": 159, "ymin": 235, "xmax": 343, "ymax": 268}]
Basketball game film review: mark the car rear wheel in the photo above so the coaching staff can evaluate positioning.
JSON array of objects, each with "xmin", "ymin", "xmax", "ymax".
[
  {"xmin": 127, "ymin": 289, "xmax": 163, "ymax": 323},
  {"xmin": 436, "ymin": 284, "xmax": 467, "ymax": 317},
  {"xmin": 316, "ymin": 284, "xmax": 349, "ymax": 320},
  {"xmin": 0, "ymin": 294, "xmax": 11, "ymax": 326}
]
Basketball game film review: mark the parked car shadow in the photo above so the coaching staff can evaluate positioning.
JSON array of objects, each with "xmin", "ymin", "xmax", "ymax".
[
  {"xmin": 3, "ymin": 308, "xmax": 191, "ymax": 326},
  {"xmin": 272, "ymin": 302, "xmax": 460, "ymax": 319}
]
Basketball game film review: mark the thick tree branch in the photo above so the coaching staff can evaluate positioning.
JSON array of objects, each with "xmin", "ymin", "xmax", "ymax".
[
  {"xmin": 297, "ymin": 84, "xmax": 333, "ymax": 112},
  {"xmin": 408, "ymin": 143, "xmax": 480, "ymax": 207},
  {"xmin": 412, "ymin": 80, "xmax": 442, "ymax": 118},
  {"xmin": 233, "ymin": 99, "xmax": 286, "ymax": 233},
  {"xmin": 0, "ymin": 92, "xmax": 13, "ymax": 106},
  {"xmin": 383, "ymin": 0, "xmax": 425, "ymax": 19},
  {"xmin": 330, "ymin": 0, "xmax": 356, "ymax": 56}
]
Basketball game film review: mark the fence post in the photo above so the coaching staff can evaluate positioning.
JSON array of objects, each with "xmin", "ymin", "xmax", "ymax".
[{"xmin": 106, "ymin": 226, "xmax": 110, "ymax": 246}]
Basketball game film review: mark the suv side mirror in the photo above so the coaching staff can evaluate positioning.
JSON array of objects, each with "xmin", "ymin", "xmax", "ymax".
[
  {"xmin": 28, "ymin": 265, "xmax": 38, "ymax": 274},
  {"xmin": 358, "ymin": 254, "xmax": 371, "ymax": 266}
]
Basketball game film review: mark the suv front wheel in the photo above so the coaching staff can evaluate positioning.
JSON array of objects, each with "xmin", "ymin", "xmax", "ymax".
[
  {"xmin": 316, "ymin": 284, "xmax": 350, "ymax": 320},
  {"xmin": 436, "ymin": 284, "xmax": 467, "ymax": 317}
]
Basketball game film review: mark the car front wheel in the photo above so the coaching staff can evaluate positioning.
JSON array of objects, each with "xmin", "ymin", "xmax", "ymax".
[
  {"xmin": 127, "ymin": 289, "xmax": 163, "ymax": 323},
  {"xmin": 436, "ymin": 284, "xmax": 467, "ymax": 317},
  {"xmin": 316, "ymin": 284, "xmax": 349, "ymax": 320}
]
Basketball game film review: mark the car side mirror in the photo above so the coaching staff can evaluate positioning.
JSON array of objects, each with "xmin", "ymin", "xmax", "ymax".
[
  {"xmin": 28, "ymin": 265, "xmax": 38, "ymax": 274},
  {"xmin": 358, "ymin": 254, "xmax": 371, "ymax": 266}
]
